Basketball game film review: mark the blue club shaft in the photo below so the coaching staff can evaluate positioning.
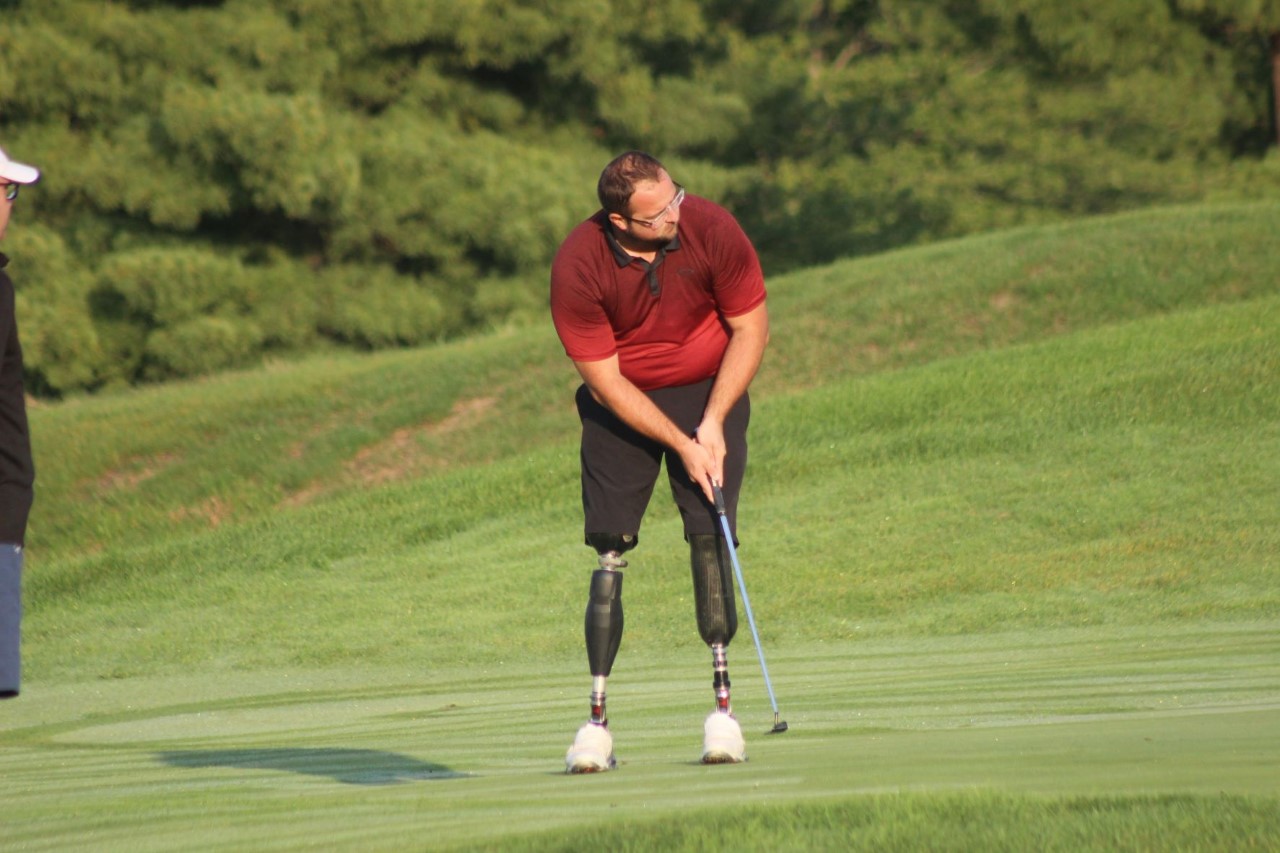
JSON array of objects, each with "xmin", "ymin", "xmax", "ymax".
[{"xmin": 713, "ymin": 486, "xmax": 780, "ymax": 718}]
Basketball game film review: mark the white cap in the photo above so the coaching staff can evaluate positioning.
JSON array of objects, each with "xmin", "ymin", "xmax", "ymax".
[{"xmin": 0, "ymin": 147, "xmax": 40, "ymax": 184}]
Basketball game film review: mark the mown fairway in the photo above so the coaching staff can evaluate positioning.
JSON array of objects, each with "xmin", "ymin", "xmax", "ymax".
[{"xmin": 4, "ymin": 202, "xmax": 1278, "ymax": 850}]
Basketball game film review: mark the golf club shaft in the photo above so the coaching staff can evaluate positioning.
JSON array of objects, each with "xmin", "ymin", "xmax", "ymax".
[{"xmin": 713, "ymin": 485, "xmax": 780, "ymax": 718}]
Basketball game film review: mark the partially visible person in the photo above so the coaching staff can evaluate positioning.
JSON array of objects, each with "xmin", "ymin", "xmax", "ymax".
[
  {"xmin": 0, "ymin": 146, "xmax": 40, "ymax": 699},
  {"xmin": 550, "ymin": 151, "xmax": 769, "ymax": 771}
]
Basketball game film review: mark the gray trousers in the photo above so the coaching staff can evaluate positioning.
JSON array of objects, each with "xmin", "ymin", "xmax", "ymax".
[{"xmin": 1, "ymin": 544, "xmax": 21, "ymax": 697}]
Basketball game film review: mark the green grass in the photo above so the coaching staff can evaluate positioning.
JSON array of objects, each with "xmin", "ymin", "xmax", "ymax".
[
  {"xmin": 3, "ymin": 625, "xmax": 1277, "ymax": 850},
  {"xmin": 29, "ymin": 200, "xmax": 1280, "ymax": 562},
  {"xmin": 5, "ymin": 200, "xmax": 1279, "ymax": 849}
]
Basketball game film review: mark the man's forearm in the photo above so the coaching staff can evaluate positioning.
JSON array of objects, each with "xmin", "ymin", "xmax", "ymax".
[
  {"xmin": 703, "ymin": 304, "xmax": 769, "ymax": 425},
  {"xmin": 576, "ymin": 357, "xmax": 697, "ymax": 454},
  {"xmin": 575, "ymin": 355, "xmax": 719, "ymax": 498}
]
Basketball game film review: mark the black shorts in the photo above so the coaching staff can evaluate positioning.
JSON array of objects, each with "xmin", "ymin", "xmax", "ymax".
[{"xmin": 576, "ymin": 377, "xmax": 749, "ymax": 548}]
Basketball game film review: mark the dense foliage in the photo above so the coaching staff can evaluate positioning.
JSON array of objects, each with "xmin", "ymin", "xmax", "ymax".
[{"xmin": 2, "ymin": 0, "xmax": 1278, "ymax": 395}]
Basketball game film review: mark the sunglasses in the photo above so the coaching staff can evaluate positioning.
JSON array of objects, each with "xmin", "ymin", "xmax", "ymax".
[{"xmin": 2, "ymin": 184, "xmax": 17, "ymax": 202}]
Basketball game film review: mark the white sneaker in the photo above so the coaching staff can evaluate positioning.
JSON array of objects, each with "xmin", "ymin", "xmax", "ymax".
[
  {"xmin": 701, "ymin": 711, "xmax": 747, "ymax": 764},
  {"xmin": 565, "ymin": 721, "xmax": 616, "ymax": 773}
]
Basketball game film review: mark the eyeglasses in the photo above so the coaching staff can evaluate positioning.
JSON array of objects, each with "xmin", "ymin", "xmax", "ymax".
[
  {"xmin": 626, "ymin": 184, "xmax": 684, "ymax": 229},
  {"xmin": 2, "ymin": 184, "xmax": 16, "ymax": 202}
]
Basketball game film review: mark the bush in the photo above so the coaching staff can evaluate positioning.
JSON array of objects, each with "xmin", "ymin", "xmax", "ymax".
[
  {"xmin": 315, "ymin": 265, "xmax": 449, "ymax": 349},
  {"xmin": 95, "ymin": 248, "xmax": 250, "ymax": 326},
  {"xmin": 7, "ymin": 225, "xmax": 103, "ymax": 396},
  {"xmin": 142, "ymin": 315, "xmax": 265, "ymax": 380}
]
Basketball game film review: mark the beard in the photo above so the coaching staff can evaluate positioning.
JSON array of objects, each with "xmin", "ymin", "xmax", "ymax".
[{"xmin": 629, "ymin": 232, "xmax": 673, "ymax": 252}]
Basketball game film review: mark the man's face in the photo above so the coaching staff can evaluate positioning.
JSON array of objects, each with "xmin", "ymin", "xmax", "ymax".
[{"xmin": 612, "ymin": 171, "xmax": 684, "ymax": 248}]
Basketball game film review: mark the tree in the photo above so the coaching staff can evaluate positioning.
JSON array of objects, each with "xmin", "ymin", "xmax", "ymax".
[
  {"xmin": 1172, "ymin": 0, "xmax": 1280, "ymax": 147},
  {"xmin": 0, "ymin": 0, "xmax": 1276, "ymax": 394},
  {"xmin": 720, "ymin": 0, "xmax": 1278, "ymax": 270}
]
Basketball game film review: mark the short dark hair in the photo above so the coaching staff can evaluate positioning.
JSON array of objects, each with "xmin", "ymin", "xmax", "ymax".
[{"xmin": 597, "ymin": 151, "xmax": 667, "ymax": 215}]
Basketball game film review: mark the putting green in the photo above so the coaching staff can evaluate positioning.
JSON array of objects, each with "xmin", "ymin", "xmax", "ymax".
[{"xmin": 2, "ymin": 620, "xmax": 1276, "ymax": 850}]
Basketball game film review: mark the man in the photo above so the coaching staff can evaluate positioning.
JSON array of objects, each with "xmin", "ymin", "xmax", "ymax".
[
  {"xmin": 0, "ymin": 146, "xmax": 39, "ymax": 699},
  {"xmin": 550, "ymin": 151, "xmax": 769, "ymax": 772}
]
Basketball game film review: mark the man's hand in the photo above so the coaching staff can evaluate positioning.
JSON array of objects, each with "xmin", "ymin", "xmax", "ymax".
[
  {"xmin": 694, "ymin": 418, "xmax": 727, "ymax": 492},
  {"xmin": 676, "ymin": 438, "xmax": 718, "ymax": 504}
]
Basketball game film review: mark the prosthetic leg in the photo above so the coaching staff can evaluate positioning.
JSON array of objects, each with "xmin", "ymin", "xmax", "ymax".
[
  {"xmin": 566, "ymin": 533, "xmax": 633, "ymax": 773},
  {"xmin": 584, "ymin": 549, "xmax": 627, "ymax": 724},
  {"xmin": 690, "ymin": 534, "xmax": 739, "ymax": 709},
  {"xmin": 690, "ymin": 534, "xmax": 746, "ymax": 763}
]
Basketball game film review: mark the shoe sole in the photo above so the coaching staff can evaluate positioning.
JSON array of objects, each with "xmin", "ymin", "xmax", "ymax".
[
  {"xmin": 566, "ymin": 756, "xmax": 616, "ymax": 774},
  {"xmin": 700, "ymin": 751, "xmax": 744, "ymax": 765}
]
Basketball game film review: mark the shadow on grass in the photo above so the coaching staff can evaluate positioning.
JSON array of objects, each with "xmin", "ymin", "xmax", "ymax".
[{"xmin": 157, "ymin": 748, "xmax": 468, "ymax": 785}]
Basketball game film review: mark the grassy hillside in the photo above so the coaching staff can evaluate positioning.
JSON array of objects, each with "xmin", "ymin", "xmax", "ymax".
[
  {"xmin": 27, "ymin": 200, "xmax": 1280, "ymax": 563},
  {"xmin": 7, "ymin": 201, "xmax": 1278, "ymax": 850}
]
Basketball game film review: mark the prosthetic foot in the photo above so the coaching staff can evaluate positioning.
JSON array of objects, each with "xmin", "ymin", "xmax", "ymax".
[
  {"xmin": 566, "ymin": 720, "xmax": 616, "ymax": 773},
  {"xmin": 702, "ymin": 710, "xmax": 746, "ymax": 764}
]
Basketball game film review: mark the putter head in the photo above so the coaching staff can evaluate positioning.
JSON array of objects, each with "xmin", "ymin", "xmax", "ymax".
[{"xmin": 768, "ymin": 719, "xmax": 788, "ymax": 734}]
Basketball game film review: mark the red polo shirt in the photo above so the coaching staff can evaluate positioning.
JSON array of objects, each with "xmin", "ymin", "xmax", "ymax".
[{"xmin": 550, "ymin": 195, "xmax": 766, "ymax": 390}]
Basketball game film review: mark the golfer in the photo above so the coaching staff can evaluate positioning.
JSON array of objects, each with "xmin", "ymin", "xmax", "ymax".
[
  {"xmin": 550, "ymin": 151, "xmax": 769, "ymax": 771},
  {"xmin": 0, "ymin": 146, "xmax": 40, "ymax": 699}
]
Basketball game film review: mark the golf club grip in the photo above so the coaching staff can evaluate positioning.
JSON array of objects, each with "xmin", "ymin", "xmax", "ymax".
[{"xmin": 712, "ymin": 483, "xmax": 727, "ymax": 516}]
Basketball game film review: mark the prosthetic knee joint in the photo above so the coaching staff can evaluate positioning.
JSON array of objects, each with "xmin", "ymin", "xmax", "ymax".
[
  {"xmin": 690, "ymin": 534, "xmax": 740, "ymax": 712},
  {"xmin": 582, "ymin": 533, "xmax": 634, "ymax": 723}
]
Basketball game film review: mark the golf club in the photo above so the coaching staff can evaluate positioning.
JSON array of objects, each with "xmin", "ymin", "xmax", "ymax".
[{"xmin": 712, "ymin": 483, "xmax": 788, "ymax": 734}]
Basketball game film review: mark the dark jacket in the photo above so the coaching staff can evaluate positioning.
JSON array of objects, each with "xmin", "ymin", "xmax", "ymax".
[{"xmin": 0, "ymin": 253, "xmax": 34, "ymax": 545}]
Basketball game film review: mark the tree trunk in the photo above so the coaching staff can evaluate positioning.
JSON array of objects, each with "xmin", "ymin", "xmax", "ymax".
[{"xmin": 1272, "ymin": 32, "xmax": 1280, "ymax": 148}]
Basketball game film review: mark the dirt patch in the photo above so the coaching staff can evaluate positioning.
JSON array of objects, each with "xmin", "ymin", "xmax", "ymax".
[
  {"xmin": 990, "ymin": 289, "xmax": 1020, "ymax": 311},
  {"xmin": 94, "ymin": 452, "xmax": 181, "ymax": 495},
  {"xmin": 281, "ymin": 396, "xmax": 498, "ymax": 506},
  {"xmin": 169, "ymin": 495, "xmax": 232, "ymax": 528}
]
